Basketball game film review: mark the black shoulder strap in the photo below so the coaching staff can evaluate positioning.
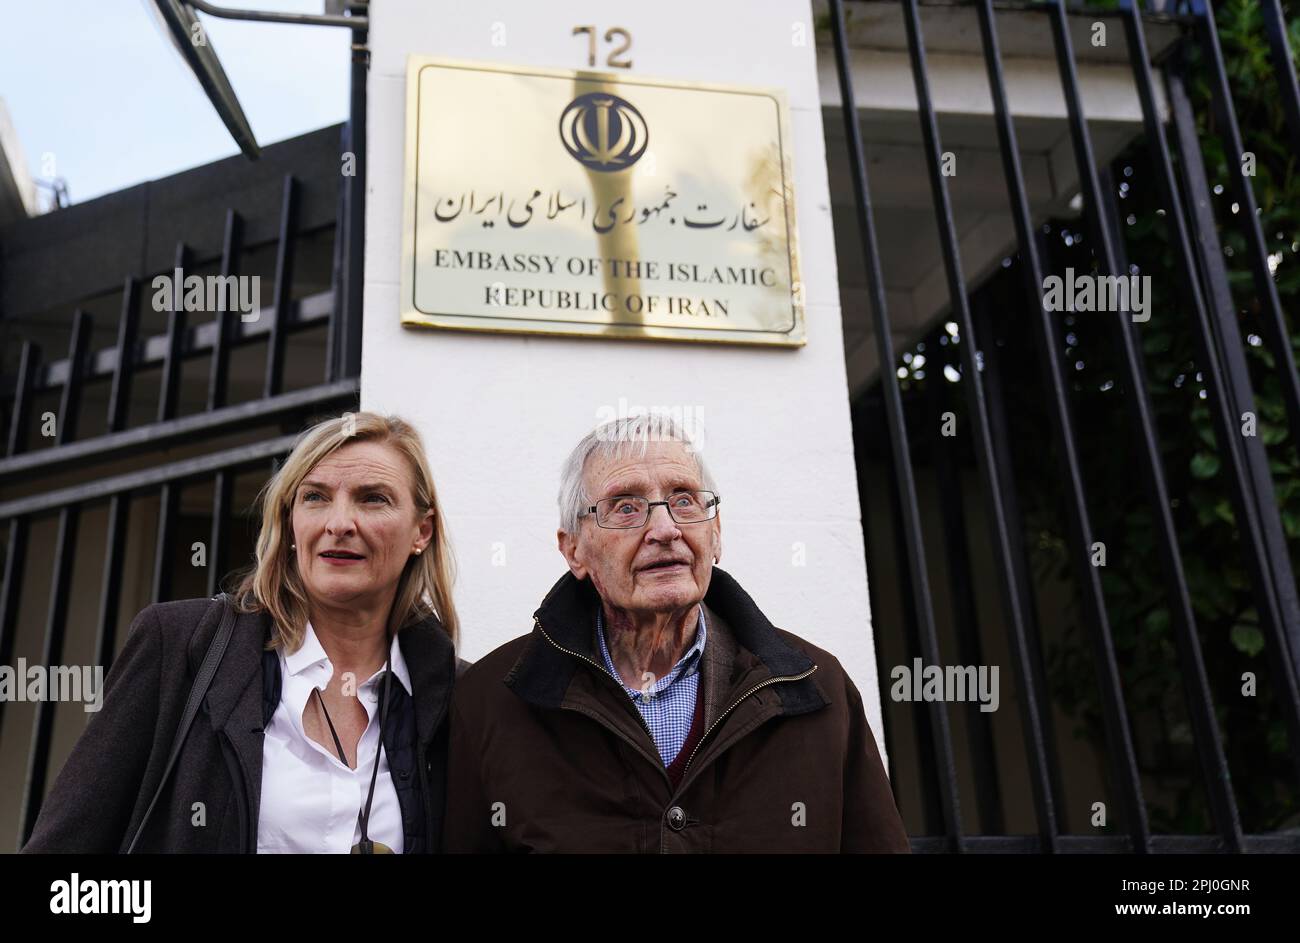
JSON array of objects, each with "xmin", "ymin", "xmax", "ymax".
[{"xmin": 125, "ymin": 593, "xmax": 237, "ymax": 854}]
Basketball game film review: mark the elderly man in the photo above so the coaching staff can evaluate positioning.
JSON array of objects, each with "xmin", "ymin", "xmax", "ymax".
[{"xmin": 443, "ymin": 416, "xmax": 909, "ymax": 852}]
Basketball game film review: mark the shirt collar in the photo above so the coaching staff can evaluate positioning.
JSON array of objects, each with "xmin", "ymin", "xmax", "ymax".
[
  {"xmin": 285, "ymin": 619, "xmax": 412, "ymax": 696},
  {"xmin": 596, "ymin": 605, "xmax": 708, "ymax": 695}
]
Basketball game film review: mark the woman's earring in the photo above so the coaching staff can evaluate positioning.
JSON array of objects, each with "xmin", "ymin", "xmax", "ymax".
[{"xmin": 291, "ymin": 543, "xmax": 296, "ymax": 551}]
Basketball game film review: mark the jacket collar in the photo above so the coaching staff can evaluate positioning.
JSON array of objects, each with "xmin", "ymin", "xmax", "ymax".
[
  {"xmin": 187, "ymin": 597, "xmax": 457, "ymax": 749},
  {"xmin": 393, "ymin": 613, "xmax": 458, "ymax": 746},
  {"xmin": 508, "ymin": 566, "xmax": 826, "ymax": 717},
  {"xmin": 184, "ymin": 597, "xmax": 265, "ymax": 736},
  {"xmin": 284, "ymin": 618, "xmax": 414, "ymax": 697}
]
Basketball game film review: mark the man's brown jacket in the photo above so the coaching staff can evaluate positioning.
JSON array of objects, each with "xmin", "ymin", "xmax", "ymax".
[{"xmin": 442, "ymin": 566, "xmax": 910, "ymax": 853}]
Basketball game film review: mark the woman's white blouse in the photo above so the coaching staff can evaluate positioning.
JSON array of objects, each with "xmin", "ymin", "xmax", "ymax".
[{"xmin": 256, "ymin": 621, "xmax": 410, "ymax": 854}]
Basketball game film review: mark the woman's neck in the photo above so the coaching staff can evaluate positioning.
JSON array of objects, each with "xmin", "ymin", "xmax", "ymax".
[{"xmin": 309, "ymin": 609, "xmax": 390, "ymax": 678}]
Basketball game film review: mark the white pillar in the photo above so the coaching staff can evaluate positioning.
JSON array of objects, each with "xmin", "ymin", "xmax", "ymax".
[{"xmin": 362, "ymin": 0, "xmax": 886, "ymax": 759}]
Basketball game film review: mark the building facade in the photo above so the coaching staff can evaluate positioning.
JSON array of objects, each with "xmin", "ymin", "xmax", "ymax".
[{"xmin": 2, "ymin": 0, "xmax": 1298, "ymax": 852}]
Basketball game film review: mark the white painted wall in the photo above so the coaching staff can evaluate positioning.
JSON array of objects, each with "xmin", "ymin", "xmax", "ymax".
[{"xmin": 361, "ymin": 0, "xmax": 886, "ymax": 754}]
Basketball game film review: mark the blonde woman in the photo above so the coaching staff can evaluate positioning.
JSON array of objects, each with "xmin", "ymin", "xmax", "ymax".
[{"xmin": 23, "ymin": 412, "xmax": 465, "ymax": 853}]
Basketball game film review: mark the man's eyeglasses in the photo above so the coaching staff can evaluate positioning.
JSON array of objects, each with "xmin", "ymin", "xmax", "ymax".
[{"xmin": 581, "ymin": 491, "xmax": 721, "ymax": 529}]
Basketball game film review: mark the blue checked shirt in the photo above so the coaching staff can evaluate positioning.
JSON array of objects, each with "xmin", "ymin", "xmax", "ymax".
[{"xmin": 596, "ymin": 606, "xmax": 707, "ymax": 766}]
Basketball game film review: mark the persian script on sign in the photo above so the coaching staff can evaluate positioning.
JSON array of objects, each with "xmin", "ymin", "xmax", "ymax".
[{"xmin": 400, "ymin": 57, "xmax": 804, "ymax": 346}]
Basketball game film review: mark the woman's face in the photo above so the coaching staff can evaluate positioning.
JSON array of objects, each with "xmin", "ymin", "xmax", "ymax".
[{"xmin": 290, "ymin": 440, "xmax": 432, "ymax": 612}]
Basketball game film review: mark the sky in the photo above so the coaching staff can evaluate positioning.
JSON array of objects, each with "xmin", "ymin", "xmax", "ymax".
[{"xmin": 0, "ymin": 0, "xmax": 351, "ymax": 207}]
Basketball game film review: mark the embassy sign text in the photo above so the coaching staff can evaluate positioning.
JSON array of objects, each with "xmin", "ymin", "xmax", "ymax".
[{"xmin": 400, "ymin": 58, "xmax": 804, "ymax": 346}]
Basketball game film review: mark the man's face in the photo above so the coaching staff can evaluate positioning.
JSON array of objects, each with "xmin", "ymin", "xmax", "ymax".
[
  {"xmin": 291, "ymin": 441, "xmax": 432, "ymax": 609},
  {"xmin": 558, "ymin": 440, "xmax": 721, "ymax": 617}
]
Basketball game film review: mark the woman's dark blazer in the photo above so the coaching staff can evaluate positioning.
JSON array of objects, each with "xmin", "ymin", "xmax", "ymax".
[{"xmin": 21, "ymin": 596, "xmax": 466, "ymax": 853}]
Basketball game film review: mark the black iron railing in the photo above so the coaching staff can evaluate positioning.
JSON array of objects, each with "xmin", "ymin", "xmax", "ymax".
[
  {"xmin": 831, "ymin": 0, "xmax": 1300, "ymax": 852},
  {"xmin": 0, "ymin": 106, "xmax": 367, "ymax": 852}
]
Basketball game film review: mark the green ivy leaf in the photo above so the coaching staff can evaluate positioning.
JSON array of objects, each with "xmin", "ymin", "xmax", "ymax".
[
  {"xmin": 1190, "ymin": 452, "xmax": 1221, "ymax": 478},
  {"xmin": 1262, "ymin": 423, "xmax": 1289, "ymax": 445},
  {"xmin": 1144, "ymin": 608, "xmax": 1171, "ymax": 635},
  {"xmin": 1230, "ymin": 623, "xmax": 1265, "ymax": 658}
]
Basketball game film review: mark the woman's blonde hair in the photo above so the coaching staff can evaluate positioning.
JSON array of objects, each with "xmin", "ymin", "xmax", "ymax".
[{"xmin": 227, "ymin": 411, "xmax": 459, "ymax": 652}]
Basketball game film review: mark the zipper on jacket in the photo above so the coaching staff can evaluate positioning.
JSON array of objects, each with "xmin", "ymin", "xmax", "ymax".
[
  {"xmin": 536, "ymin": 615, "xmax": 819, "ymax": 785},
  {"xmin": 534, "ymin": 616, "xmax": 662, "ymax": 752},
  {"xmin": 679, "ymin": 665, "xmax": 819, "ymax": 779}
]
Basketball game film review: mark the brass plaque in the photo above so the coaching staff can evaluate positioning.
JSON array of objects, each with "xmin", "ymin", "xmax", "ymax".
[{"xmin": 400, "ymin": 57, "xmax": 804, "ymax": 346}]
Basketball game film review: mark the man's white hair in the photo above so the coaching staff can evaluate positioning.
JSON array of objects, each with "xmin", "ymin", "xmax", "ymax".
[{"xmin": 557, "ymin": 415, "xmax": 718, "ymax": 533}]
